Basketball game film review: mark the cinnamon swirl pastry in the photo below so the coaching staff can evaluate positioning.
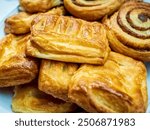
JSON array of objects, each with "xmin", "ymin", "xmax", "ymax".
[
  {"xmin": 69, "ymin": 52, "xmax": 148, "ymax": 113},
  {"xmin": 39, "ymin": 60, "xmax": 78, "ymax": 102},
  {"xmin": 64, "ymin": 0, "xmax": 126, "ymax": 21},
  {"xmin": 0, "ymin": 34, "xmax": 38, "ymax": 87},
  {"xmin": 20, "ymin": 0, "xmax": 63, "ymax": 13},
  {"xmin": 5, "ymin": 6, "xmax": 66, "ymax": 35},
  {"xmin": 27, "ymin": 14, "xmax": 110, "ymax": 65},
  {"xmin": 12, "ymin": 81, "xmax": 77, "ymax": 113},
  {"xmin": 104, "ymin": 1, "xmax": 150, "ymax": 61}
]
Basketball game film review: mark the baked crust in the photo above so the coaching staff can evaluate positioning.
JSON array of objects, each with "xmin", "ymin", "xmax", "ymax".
[
  {"xmin": 5, "ymin": 6, "xmax": 66, "ymax": 35},
  {"xmin": 19, "ymin": 0, "xmax": 63, "ymax": 13},
  {"xmin": 64, "ymin": 0, "xmax": 126, "ymax": 21},
  {"xmin": 69, "ymin": 52, "xmax": 148, "ymax": 113},
  {"xmin": 12, "ymin": 80, "xmax": 77, "ymax": 113},
  {"xmin": 0, "ymin": 34, "xmax": 38, "ymax": 87},
  {"xmin": 27, "ymin": 14, "xmax": 110, "ymax": 65},
  {"xmin": 104, "ymin": 1, "xmax": 150, "ymax": 61},
  {"xmin": 39, "ymin": 60, "xmax": 78, "ymax": 102}
]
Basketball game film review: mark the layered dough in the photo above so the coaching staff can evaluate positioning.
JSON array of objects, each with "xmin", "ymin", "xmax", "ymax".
[
  {"xmin": 104, "ymin": 1, "xmax": 150, "ymax": 61},
  {"xmin": 12, "ymin": 80, "xmax": 77, "ymax": 113},
  {"xmin": 64, "ymin": 0, "xmax": 126, "ymax": 21},
  {"xmin": 19, "ymin": 0, "xmax": 63, "ymax": 13},
  {"xmin": 39, "ymin": 60, "xmax": 78, "ymax": 102},
  {"xmin": 27, "ymin": 14, "xmax": 110, "ymax": 65},
  {"xmin": 5, "ymin": 6, "xmax": 66, "ymax": 35},
  {"xmin": 0, "ymin": 34, "xmax": 38, "ymax": 87},
  {"xmin": 69, "ymin": 52, "xmax": 148, "ymax": 113}
]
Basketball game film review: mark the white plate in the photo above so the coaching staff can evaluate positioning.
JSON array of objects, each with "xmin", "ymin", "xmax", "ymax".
[{"xmin": 0, "ymin": 0, "xmax": 150, "ymax": 113}]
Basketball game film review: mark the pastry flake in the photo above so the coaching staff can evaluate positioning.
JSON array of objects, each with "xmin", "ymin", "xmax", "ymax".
[
  {"xmin": 69, "ymin": 52, "xmax": 148, "ymax": 113},
  {"xmin": 27, "ymin": 14, "xmax": 110, "ymax": 65},
  {"xmin": 39, "ymin": 60, "xmax": 78, "ymax": 102},
  {"xmin": 0, "ymin": 34, "xmax": 38, "ymax": 87}
]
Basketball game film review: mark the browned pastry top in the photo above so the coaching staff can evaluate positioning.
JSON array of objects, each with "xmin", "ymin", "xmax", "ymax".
[
  {"xmin": 69, "ymin": 52, "xmax": 148, "ymax": 113},
  {"xmin": 28, "ymin": 14, "xmax": 109, "ymax": 64}
]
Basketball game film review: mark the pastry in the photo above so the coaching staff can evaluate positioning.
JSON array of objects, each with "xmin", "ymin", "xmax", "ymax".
[
  {"xmin": 12, "ymin": 80, "xmax": 77, "ymax": 113},
  {"xmin": 19, "ymin": 0, "xmax": 63, "ymax": 13},
  {"xmin": 104, "ymin": 1, "xmax": 150, "ymax": 61},
  {"xmin": 5, "ymin": 6, "xmax": 66, "ymax": 35},
  {"xmin": 64, "ymin": 0, "xmax": 126, "ymax": 21},
  {"xmin": 39, "ymin": 60, "xmax": 78, "ymax": 102},
  {"xmin": 69, "ymin": 52, "xmax": 148, "ymax": 113},
  {"xmin": 27, "ymin": 14, "xmax": 110, "ymax": 65},
  {"xmin": 0, "ymin": 34, "xmax": 38, "ymax": 87}
]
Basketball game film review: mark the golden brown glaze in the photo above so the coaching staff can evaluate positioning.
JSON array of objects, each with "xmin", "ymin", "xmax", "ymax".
[
  {"xmin": 64, "ymin": 0, "xmax": 126, "ymax": 21},
  {"xmin": 39, "ymin": 60, "xmax": 78, "ymax": 102},
  {"xmin": 69, "ymin": 52, "xmax": 148, "ymax": 113},
  {"xmin": 5, "ymin": 6, "xmax": 66, "ymax": 35},
  {"xmin": 27, "ymin": 14, "xmax": 110, "ymax": 65},
  {"xmin": 19, "ymin": 0, "xmax": 63, "ymax": 13},
  {"xmin": 0, "ymin": 34, "xmax": 38, "ymax": 87},
  {"xmin": 12, "ymin": 81, "xmax": 77, "ymax": 113},
  {"xmin": 104, "ymin": 1, "xmax": 150, "ymax": 61}
]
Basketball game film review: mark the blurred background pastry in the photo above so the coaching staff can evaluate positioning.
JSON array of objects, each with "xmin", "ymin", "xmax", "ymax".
[
  {"xmin": 12, "ymin": 80, "xmax": 77, "ymax": 113},
  {"xmin": 104, "ymin": 1, "xmax": 150, "ymax": 61},
  {"xmin": 5, "ymin": 6, "xmax": 66, "ymax": 35},
  {"xmin": 64, "ymin": 0, "xmax": 126, "ymax": 21},
  {"xmin": 19, "ymin": 0, "xmax": 63, "ymax": 13}
]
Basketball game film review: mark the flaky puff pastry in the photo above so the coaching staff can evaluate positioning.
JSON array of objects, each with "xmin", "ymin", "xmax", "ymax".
[
  {"xmin": 69, "ymin": 52, "xmax": 148, "ymax": 113},
  {"xmin": 39, "ymin": 60, "xmax": 78, "ymax": 102},
  {"xmin": 12, "ymin": 81, "xmax": 77, "ymax": 113},
  {"xmin": 19, "ymin": 0, "xmax": 63, "ymax": 13},
  {"xmin": 104, "ymin": 1, "xmax": 150, "ymax": 61},
  {"xmin": 5, "ymin": 6, "xmax": 66, "ymax": 35},
  {"xmin": 64, "ymin": 0, "xmax": 126, "ymax": 21},
  {"xmin": 27, "ymin": 14, "xmax": 110, "ymax": 65},
  {"xmin": 0, "ymin": 34, "xmax": 38, "ymax": 87}
]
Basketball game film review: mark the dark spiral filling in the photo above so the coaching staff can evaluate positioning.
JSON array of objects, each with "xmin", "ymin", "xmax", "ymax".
[{"xmin": 117, "ymin": 3, "xmax": 150, "ymax": 39}]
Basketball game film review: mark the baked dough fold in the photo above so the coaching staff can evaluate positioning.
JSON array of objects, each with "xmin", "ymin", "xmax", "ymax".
[
  {"xmin": 0, "ymin": 34, "xmax": 38, "ymax": 87},
  {"xmin": 104, "ymin": 1, "xmax": 150, "ymax": 61},
  {"xmin": 27, "ymin": 14, "xmax": 110, "ymax": 65},
  {"xmin": 69, "ymin": 52, "xmax": 148, "ymax": 113},
  {"xmin": 39, "ymin": 60, "xmax": 78, "ymax": 102},
  {"xmin": 12, "ymin": 80, "xmax": 77, "ymax": 113},
  {"xmin": 5, "ymin": 6, "xmax": 66, "ymax": 35},
  {"xmin": 64, "ymin": 0, "xmax": 126, "ymax": 21},
  {"xmin": 19, "ymin": 0, "xmax": 63, "ymax": 13}
]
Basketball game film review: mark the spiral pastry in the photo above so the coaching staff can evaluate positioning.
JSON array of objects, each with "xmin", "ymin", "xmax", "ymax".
[
  {"xmin": 104, "ymin": 1, "xmax": 150, "ymax": 61},
  {"xmin": 64, "ymin": 0, "xmax": 126, "ymax": 21}
]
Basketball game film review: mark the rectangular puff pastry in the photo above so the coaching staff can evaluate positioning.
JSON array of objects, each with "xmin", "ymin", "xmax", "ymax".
[
  {"xmin": 69, "ymin": 52, "xmax": 148, "ymax": 113},
  {"xmin": 39, "ymin": 60, "xmax": 78, "ymax": 102},
  {"xmin": 12, "ymin": 80, "xmax": 77, "ymax": 113},
  {"xmin": 0, "ymin": 34, "xmax": 38, "ymax": 87},
  {"xmin": 27, "ymin": 14, "xmax": 110, "ymax": 65}
]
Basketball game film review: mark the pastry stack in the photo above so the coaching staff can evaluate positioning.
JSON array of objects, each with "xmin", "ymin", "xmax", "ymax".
[{"xmin": 0, "ymin": 0, "xmax": 149, "ymax": 113}]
